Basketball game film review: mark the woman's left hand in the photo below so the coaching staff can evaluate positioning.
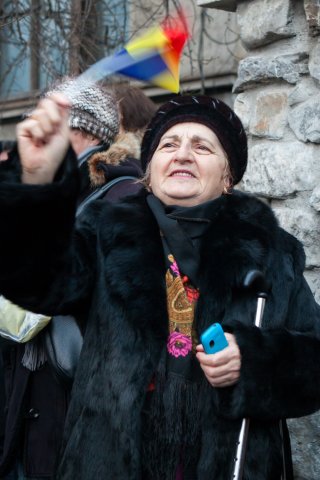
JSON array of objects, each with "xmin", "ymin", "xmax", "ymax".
[{"xmin": 196, "ymin": 333, "xmax": 241, "ymax": 387}]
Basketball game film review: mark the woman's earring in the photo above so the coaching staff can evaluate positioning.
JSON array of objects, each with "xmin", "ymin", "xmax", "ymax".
[{"xmin": 223, "ymin": 184, "xmax": 232, "ymax": 195}]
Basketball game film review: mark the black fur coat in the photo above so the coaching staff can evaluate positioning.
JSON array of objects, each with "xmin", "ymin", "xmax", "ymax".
[{"xmin": 0, "ymin": 155, "xmax": 320, "ymax": 480}]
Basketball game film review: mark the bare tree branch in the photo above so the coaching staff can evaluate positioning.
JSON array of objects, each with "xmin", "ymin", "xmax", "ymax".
[{"xmin": 0, "ymin": 0, "xmax": 240, "ymax": 99}]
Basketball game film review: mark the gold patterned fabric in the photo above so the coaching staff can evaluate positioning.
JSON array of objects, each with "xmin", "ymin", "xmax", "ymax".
[{"xmin": 166, "ymin": 254, "xmax": 199, "ymax": 358}]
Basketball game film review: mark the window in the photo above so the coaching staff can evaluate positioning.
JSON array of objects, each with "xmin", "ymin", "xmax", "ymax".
[{"xmin": 0, "ymin": 0, "xmax": 128, "ymax": 99}]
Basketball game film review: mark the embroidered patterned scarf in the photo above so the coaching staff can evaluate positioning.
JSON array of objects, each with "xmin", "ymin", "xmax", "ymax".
[{"xmin": 142, "ymin": 194, "xmax": 215, "ymax": 480}]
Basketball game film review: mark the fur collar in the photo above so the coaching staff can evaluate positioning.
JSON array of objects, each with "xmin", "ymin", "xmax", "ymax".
[
  {"xmin": 88, "ymin": 131, "xmax": 143, "ymax": 186},
  {"xmin": 106, "ymin": 190, "xmax": 304, "ymax": 332}
]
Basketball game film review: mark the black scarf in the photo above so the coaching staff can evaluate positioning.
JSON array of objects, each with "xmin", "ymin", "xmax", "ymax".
[
  {"xmin": 146, "ymin": 194, "xmax": 218, "ymax": 286},
  {"xmin": 142, "ymin": 194, "xmax": 224, "ymax": 480}
]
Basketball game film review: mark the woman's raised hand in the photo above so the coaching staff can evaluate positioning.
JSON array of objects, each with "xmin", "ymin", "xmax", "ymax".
[
  {"xmin": 17, "ymin": 94, "xmax": 71, "ymax": 184},
  {"xmin": 196, "ymin": 333, "xmax": 241, "ymax": 387}
]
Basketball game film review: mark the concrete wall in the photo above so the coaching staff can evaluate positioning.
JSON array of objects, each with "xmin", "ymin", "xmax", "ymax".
[
  {"xmin": 130, "ymin": 0, "xmax": 244, "ymax": 87},
  {"xmin": 199, "ymin": 1, "xmax": 320, "ymax": 479}
]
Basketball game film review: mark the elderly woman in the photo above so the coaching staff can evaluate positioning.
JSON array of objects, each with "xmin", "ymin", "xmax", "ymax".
[{"xmin": 0, "ymin": 94, "xmax": 319, "ymax": 480}]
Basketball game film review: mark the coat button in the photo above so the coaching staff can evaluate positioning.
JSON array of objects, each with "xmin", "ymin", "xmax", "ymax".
[{"xmin": 25, "ymin": 408, "xmax": 40, "ymax": 419}]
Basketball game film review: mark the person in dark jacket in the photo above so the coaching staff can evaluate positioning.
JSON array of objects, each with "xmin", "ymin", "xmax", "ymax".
[
  {"xmin": 0, "ymin": 93, "xmax": 320, "ymax": 480},
  {"xmin": 0, "ymin": 79, "xmax": 143, "ymax": 480},
  {"xmin": 87, "ymin": 82, "xmax": 157, "ymax": 203}
]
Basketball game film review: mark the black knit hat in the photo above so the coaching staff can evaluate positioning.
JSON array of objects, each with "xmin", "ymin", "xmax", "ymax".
[{"xmin": 141, "ymin": 95, "xmax": 248, "ymax": 185}]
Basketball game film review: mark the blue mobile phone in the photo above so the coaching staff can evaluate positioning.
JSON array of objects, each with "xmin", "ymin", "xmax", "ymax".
[{"xmin": 200, "ymin": 323, "xmax": 228, "ymax": 354}]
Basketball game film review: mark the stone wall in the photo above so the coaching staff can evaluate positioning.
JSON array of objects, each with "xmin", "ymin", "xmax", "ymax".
[
  {"xmin": 199, "ymin": 1, "xmax": 320, "ymax": 479},
  {"xmin": 235, "ymin": 2, "xmax": 320, "ymax": 479},
  {"xmin": 234, "ymin": 0, "xmax": 320, "ymax": 307}
]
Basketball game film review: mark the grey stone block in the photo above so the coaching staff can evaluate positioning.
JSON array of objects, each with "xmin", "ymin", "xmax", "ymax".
[
  {"xmin": 234, "ymin": 54, "xmax": 309, "ymax": 92},
  {"xmin": 237, "ymin": 0, "xmax": 294, "ymax": 49},
  {"xmin": 288, "ymin": 95, "xmax": 320, "ymax": 143}
]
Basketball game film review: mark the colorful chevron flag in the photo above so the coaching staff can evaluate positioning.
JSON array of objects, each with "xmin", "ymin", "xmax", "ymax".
[{"xmin": 78, "ymin": 10, "xmax": 189, "ymax": 93}]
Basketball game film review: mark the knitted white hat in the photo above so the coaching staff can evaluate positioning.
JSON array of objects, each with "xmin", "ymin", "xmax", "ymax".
[{"xmin": 46, "ymin": 78, "xmax": 120, "ymax": 145}]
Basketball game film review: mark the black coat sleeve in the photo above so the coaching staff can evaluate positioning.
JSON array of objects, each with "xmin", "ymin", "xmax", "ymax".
[
  {"xmin": 216, "ymin": 248, "xmax": 320, "ymax": 421},
  {"xmin": 0, "ymin": 148, "xmax": 99, "ymax": 317}
]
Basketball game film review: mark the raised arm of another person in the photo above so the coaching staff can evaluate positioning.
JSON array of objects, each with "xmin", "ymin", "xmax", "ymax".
[
  {"xmin": 0, "ymin": 95, "xmax": 98, "ymax": 318},
  {"xmin": 17, "ymin": 94, "xmax": 70, "ymax": 184}
]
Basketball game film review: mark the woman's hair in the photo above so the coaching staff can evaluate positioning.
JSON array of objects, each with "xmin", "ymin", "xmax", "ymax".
[{"xmin": 111, "ymin": 84, "xmax": 157, "ymax": 132}]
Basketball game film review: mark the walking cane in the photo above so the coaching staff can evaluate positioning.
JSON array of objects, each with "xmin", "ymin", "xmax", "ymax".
[{"xmin": 231, "ymin": 270, "xmax": 270, "ymax": 480}]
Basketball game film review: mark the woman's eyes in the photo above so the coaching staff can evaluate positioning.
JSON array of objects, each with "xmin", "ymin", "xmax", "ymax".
[
  {"xmin": 195, "ymin": 144, "xmax": 211, "ymax": 152},
  {"xmin": 160, "ymin": 142, "xmax": 212, "ymax": 152},
  {"xmin": 193, "ymin": 143, "xmax": 213, "ymax": 153}
]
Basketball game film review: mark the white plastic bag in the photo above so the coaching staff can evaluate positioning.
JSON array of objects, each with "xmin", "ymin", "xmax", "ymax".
[{"xmin": 0, "ymin": 295, "xmax": 50, "ymax": 343}]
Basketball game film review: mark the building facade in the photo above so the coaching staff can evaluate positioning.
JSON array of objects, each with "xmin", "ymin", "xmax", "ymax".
[{"xmin": 0, "ymin": 0, "xmax": 243, "ymax": 138}]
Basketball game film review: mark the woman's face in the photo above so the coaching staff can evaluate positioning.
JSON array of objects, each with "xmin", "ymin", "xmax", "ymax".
[{"xmin": 149, "ymin": 122, "xmax": 230, "ymax": 207}]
